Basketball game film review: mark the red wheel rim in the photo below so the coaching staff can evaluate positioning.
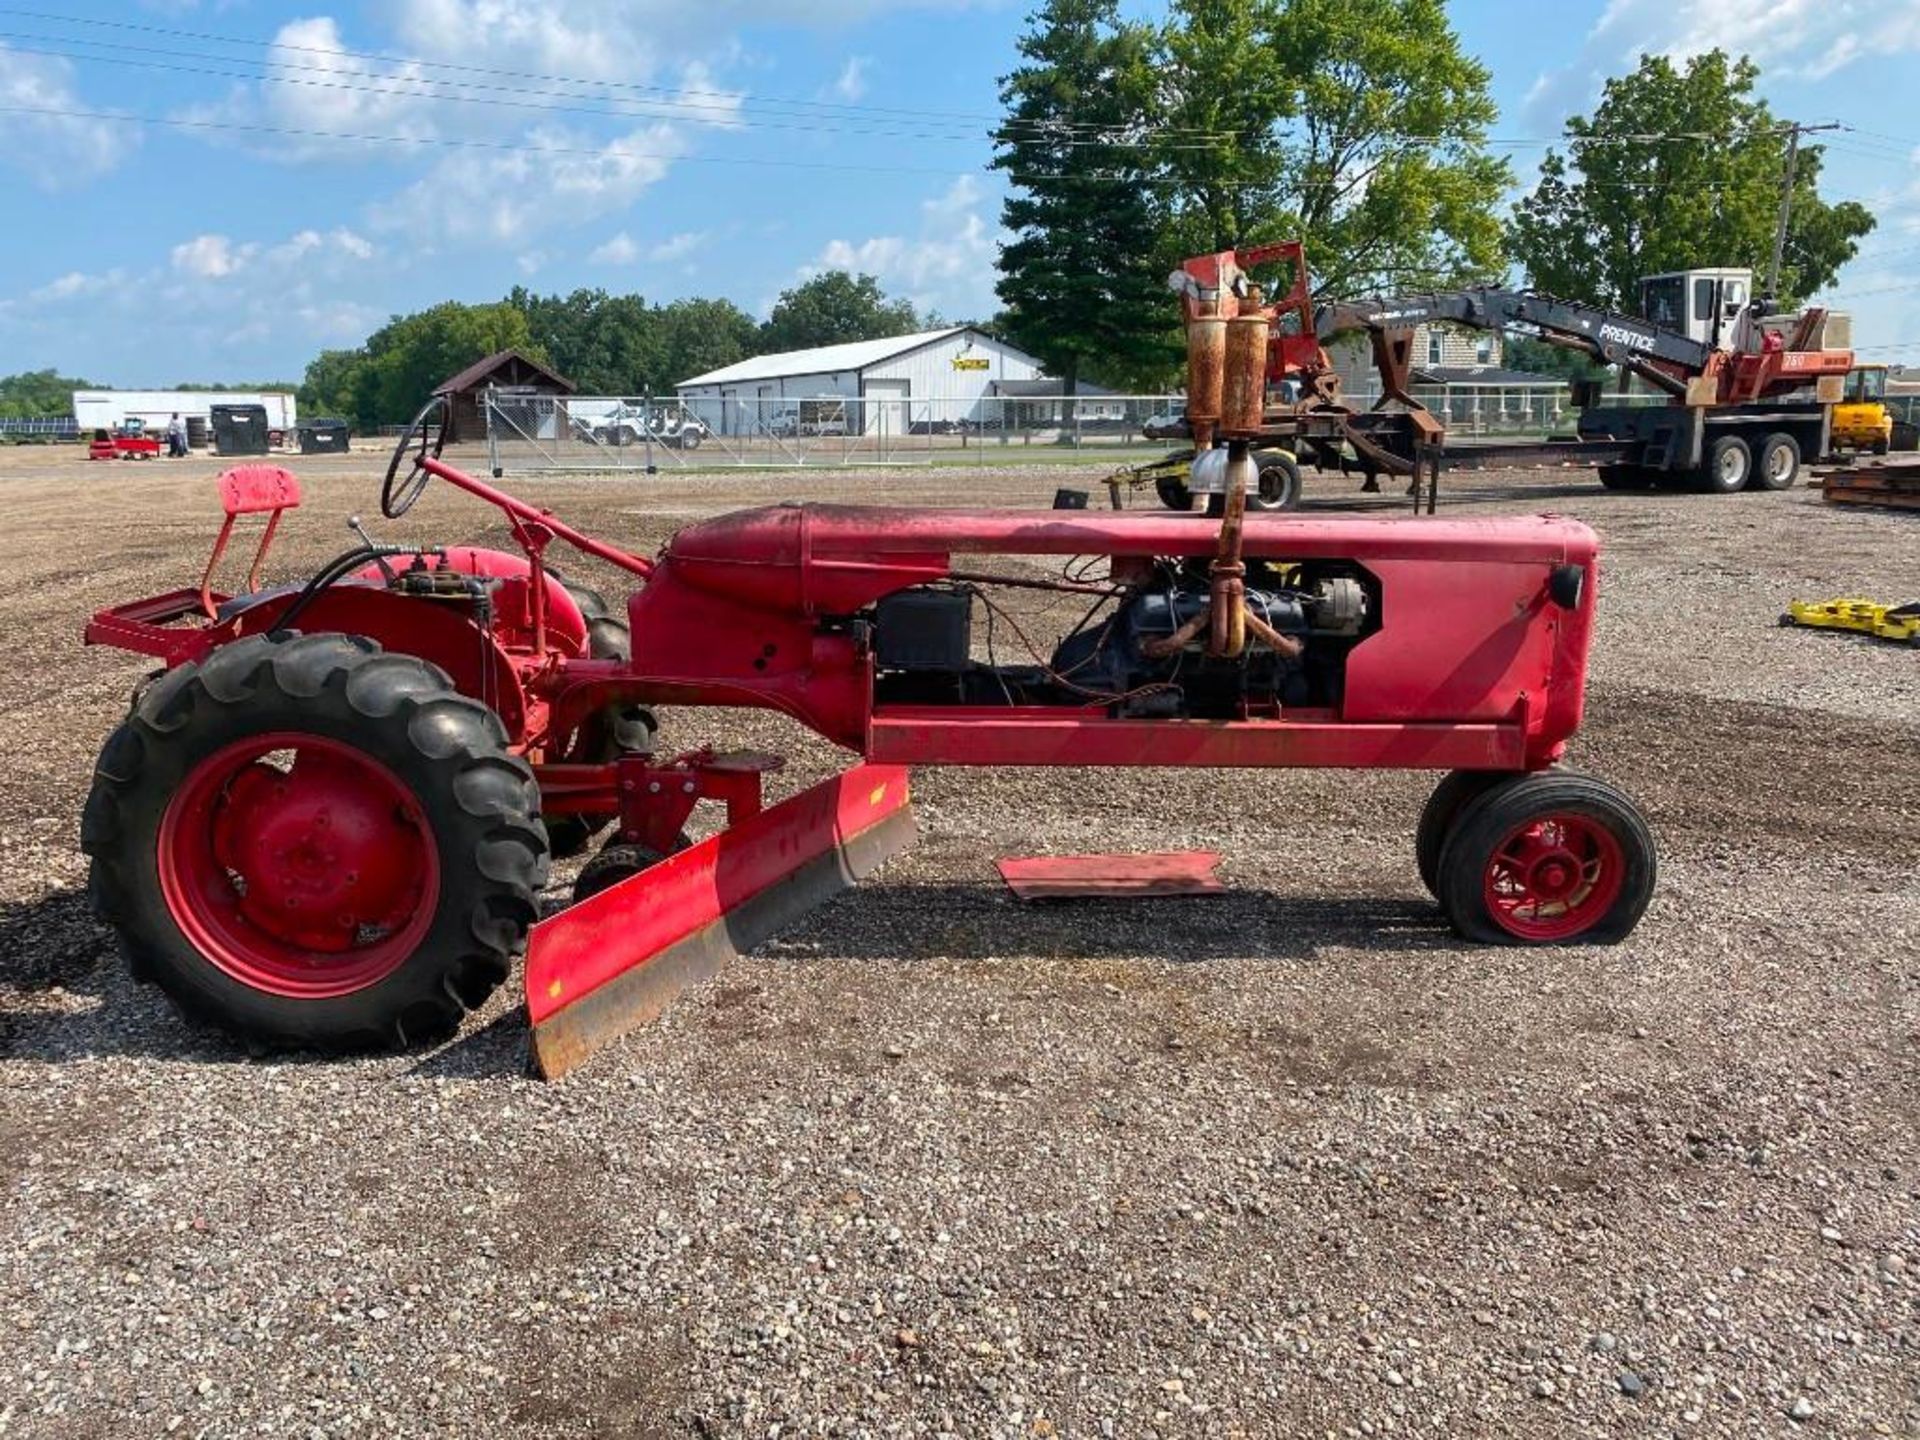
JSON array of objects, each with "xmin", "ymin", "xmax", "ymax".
[
  {"xmin": 1480, "ymin": 811, "xmax": 1626, "ymax": 941},
  {"xmin": 158, "ymin": 732, "xmax": 439, "ymax": 997}
]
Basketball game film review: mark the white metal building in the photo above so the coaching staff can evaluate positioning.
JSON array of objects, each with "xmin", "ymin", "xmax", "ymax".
[
  {"xmin": 72, "ymin": 389, "xmax": 298, "ymax": 433},
  {"xmin": 676, "ymin": 327, "xmax": 1045, "ymax": 435}
]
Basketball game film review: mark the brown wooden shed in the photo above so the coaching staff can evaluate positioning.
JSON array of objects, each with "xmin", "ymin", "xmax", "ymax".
[{"xmin": 432, "ymin": 349, "xmax": 575, "ymax": 443}]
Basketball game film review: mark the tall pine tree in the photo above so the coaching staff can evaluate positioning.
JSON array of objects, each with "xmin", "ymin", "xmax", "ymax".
[{"xmin": 992, "ymin": 0, "xmax": 1174, "ymax": 393}]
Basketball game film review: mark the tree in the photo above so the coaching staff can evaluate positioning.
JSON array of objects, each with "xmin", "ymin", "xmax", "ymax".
[
  {"xmin": 298, "ymin": 349, "xmax": 364, "ymax": 420},
  {"xmin": 336, "ymin": 302, "xmax": 542, "ymax": 431},
  {"xmin": 993, "ymin": 0, "xmax": 1175, "ymax": 392},
  {"xmin": 656, "ymin": 298, "xmax": 761, "ymax": 387},
  {"xmin": 1509, "ymin": 51, "xmax": 1875, "ymax": 309},
  {"xmin": 0, "ymin": 369, "xmax": 100, "ymax": 419},
  {"xmin": 1502, "ymin": 335, "xmax": 1609, "ymax": 384},
  {"xmin": 508, "ymin": 287, "xmax": 664, "ymax": 395},
  {"xmin": 758, "ymin": 271, "xmax": 920, "ymax": 353},
  {"xmin": 1153, "ymin": 0, "xmax": 1512, "ymax": 297}
]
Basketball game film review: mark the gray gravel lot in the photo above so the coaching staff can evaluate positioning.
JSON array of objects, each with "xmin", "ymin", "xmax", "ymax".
[{"xmin": 1, "ymin": 447, "xmax": 1915, "ymax": 1438}]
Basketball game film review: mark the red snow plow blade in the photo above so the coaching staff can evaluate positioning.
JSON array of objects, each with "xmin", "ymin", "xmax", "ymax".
[{"xmin": 524, "ymin": 763, "xmax": 915, "ymax": 1078}]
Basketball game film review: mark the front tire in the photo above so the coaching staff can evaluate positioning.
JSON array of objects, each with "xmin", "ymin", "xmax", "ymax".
[
  {"xmin": 1415, "ymin": 770, "xmax": 1509, "ymax": 897},
  {"xmin": 1154, "ymin": 476, "xmax": 1193, "ymax": 511},
  {"xmin": 1435, "ymin": 771, "xmax": 1655, "ymax": 945},
  {"xmin": 82, "ymin": 633, "xmax": 548, "ymax": 1051}
]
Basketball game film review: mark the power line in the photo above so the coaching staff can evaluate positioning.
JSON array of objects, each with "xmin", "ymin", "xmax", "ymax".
[
  {"xmin": 0, "ymin": 8, "xmax": 1251, "ymax": 141},
  {"xmin": 0, "ymin": 11, "xmax": 1861, "ymax": 155}
]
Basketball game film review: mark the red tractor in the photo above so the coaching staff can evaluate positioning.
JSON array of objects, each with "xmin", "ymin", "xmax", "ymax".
[{"xmin": 83, "ymin": 401, "xmax": 1656, "ymax": 1076}]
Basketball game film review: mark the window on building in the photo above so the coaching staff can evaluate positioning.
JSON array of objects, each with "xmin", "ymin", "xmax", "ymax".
[
  {"xmin": 1475, "ymin": 337, "xmax": 1494, "ymax": 364},
  {"xmin": 1427, "ymin": 332, "xmax": 1444, "ymax": 366}
]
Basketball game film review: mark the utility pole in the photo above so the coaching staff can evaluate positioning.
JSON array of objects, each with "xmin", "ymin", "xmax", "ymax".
[{"xmin": 1768, "ymin": 122, "xmax": 1840, "ymax": 301}]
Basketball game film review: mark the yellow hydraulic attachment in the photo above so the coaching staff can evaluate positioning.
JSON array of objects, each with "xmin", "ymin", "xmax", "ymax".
[{"xmin": 1779, "ymin": 598, "xmax": 1920, "ymax": 646}]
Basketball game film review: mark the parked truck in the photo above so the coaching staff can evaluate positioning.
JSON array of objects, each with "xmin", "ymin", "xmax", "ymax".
[{"xmin": 1322, "ymin": 266, "xmax": 1853, "ymax": 494}]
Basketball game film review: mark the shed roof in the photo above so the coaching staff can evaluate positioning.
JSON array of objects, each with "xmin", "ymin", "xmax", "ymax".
[
  {"xmin": 679, "ymin": 327, "xmax": 991, "ymax": 388},
  {"xmin": 433, "ymin": 348, "xmax": 574, "ymax": 396}
]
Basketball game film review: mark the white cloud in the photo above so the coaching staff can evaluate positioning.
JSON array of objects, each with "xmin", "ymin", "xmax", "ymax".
[
  {"xmin": 7, "ymin": 224, "xmax": 386, "ymax": 372},
  {"xmin": 0, "ymin": 43, "xmax": 127, "ymax": 188},
  {"xmin": 827, "ymin": 56, "xmax": 870, "ymax": 103},
  {"xmin": 1524, "ymin": 0, "xmax": 1920, "ymax": 130},
  {"xmin": 517, "ymin": 250, "xmax": 549, "ymax": 275},
  {"xmin": 649, "ymin": 231, "xmax": 706, "ymax": 262},
  {"xmin": 378, "ymin": 119, "xmax": 688, "ymax": 246},
  {"xmin": 591, "ymin": 231, "xmax": 640, "ymax": 264},
  {"xmin": 810, "ymin": 174, "xmax": 1001, "ymax": 319},
  {"xmin": 29, "ymin": 270, "xmax": 123, "ymax": 303},
  {"xmin": 171, "ymin": 234, "xmax": 256, "ymax": 279}
]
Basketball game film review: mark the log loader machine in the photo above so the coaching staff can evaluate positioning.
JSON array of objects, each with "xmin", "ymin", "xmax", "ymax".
[
  {"xmin": 1136, "ymin": 245, "xmax": 1854, "ymax": 508},
  {"xmin": 81, "ymin": 310, "xmax": 1658, "ymax": 1077}
]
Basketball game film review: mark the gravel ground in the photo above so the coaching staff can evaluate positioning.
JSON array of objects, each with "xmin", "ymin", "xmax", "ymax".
[{"xmin": 1, "ymin": 445, "xmax": 1915, "ymax": 1438}]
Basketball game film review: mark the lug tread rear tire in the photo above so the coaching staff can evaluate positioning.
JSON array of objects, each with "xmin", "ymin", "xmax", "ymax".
[{"xmin": 82, "ymin": 632, "xmax": 548, "ymax": 1052}]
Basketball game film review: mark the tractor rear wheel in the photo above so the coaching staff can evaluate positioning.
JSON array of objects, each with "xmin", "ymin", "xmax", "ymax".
[
  {"xmin": 550, "ymin": 579, "xmax": 656, "ymax": 860},
  {"xmin": 1434, "ymin": 770, "xmax": 1655, "ymax": 945},
  {"xmin": 82, "ymin": 632, "xmax": 548, "ymax": 1051},
  {"xmin": 1415, "ymin": 770, "xmax": 1510, "ymax": 897},
  {"xmin": 572, "ymin": 836, "xmax": 689, "ymax": 904}
]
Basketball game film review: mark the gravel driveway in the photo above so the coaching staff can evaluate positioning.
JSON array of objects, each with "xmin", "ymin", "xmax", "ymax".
[{"xmin": 1, "ymin": 448, "xmax": 1914, "ymax": 1437}]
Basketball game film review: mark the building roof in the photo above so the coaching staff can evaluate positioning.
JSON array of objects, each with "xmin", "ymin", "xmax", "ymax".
[
  {"xmin": 433, "ymin": 348, "xmax": 574, "ymax": 396},
  {"xmin": 678, "ymin": 327, "xmax": 980, "ymax": 388}
]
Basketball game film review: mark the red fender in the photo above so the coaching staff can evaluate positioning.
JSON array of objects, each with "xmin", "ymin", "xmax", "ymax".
[{"xmin": 229, "ymin": 585, "xmax": 532, "ymax": 741}]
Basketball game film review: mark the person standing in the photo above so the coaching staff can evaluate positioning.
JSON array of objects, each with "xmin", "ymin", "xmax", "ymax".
[{"xmin": 166, "ymin": 412, "xmax": 187, "ymax": 458}]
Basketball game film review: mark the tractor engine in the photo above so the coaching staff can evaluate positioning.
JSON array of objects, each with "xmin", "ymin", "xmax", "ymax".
[
  {"xmin": 872, "ymin": 559, "xmax": 1371, "ymax": 719},
  {"xmin": 1052, "ymin": 560, "xmax": 1369, "ymax": 716}
]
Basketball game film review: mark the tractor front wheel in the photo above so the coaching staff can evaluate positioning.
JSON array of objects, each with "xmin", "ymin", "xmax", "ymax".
[
  {"xmin": 82, "ymin": 633, "xmax": 548, "ymax": 1051},
  {"xmin": 1414, "ymin": 769, "xmax": 1509, "ymax": 897},
  {"xmin": 1434, "ymin": 771, "xmax": 1655, "ymax": 945}
]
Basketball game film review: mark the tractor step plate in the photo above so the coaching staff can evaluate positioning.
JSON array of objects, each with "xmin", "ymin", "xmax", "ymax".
[
  {"xmin": 524, "ymin": 763, "xmax": 914, "ymax": 1078},
  {"xmin": 995, "ymin": 851, "xmax": 1225, "ymax": 900}
]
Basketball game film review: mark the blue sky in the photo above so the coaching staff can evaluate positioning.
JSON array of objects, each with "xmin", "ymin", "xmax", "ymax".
[{"xmin": 3, "ymin": 0, "xmax": 1919, "ymax": 384}]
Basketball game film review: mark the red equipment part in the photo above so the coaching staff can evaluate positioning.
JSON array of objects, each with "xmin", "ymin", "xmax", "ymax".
[
  {"xmin": 81, "ymin": 403, "xmax": 1652, "ymax": 1076},
  {"xmin": 200, "ymin": 465, "xmax": 301, "ymax": 619},
  {"xmin": 525, "ymin": 762, "xmax": 914, "ymax": 1078},
  {"xmin": 159, "ymin": 731, "xmax": 438, "ymax": 996},
  {"xmin": 995, "ymin": 851, "xmax": 1225, "ymax": 900}
]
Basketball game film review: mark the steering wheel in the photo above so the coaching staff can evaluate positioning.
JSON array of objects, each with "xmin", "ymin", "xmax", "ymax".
[{"xmin": 382, "ymin": 396, "xmax": 449, "ymax": 519}]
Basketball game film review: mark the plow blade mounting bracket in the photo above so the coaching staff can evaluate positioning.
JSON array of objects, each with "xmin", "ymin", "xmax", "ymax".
[{"xmin": 524, "ymin": 763, "xmax": 915, "ymax": 1078}]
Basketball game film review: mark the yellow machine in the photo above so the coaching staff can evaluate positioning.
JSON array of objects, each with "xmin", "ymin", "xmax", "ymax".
[
  {"xmin": 1780, "ymin": 597, "xmax": 1919, "ymax": 646},
  {"xmin": 1831, "ymin": 364, "xmax": 1894, "ymax": 455}
]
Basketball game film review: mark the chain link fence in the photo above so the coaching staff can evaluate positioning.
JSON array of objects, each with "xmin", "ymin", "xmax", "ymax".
[{"xmin": 483, "ymin": 382, "xmax": 1579, "ymax": 474}]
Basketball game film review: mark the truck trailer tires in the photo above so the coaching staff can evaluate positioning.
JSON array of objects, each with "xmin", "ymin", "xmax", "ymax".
[
  {"xmin": 1694, "ymin": 434, "xmax": 1753, "ymax": 494},
  {"xmin": 1755, "ymin": 432, "xmax": 1801, "ymax": 491}
]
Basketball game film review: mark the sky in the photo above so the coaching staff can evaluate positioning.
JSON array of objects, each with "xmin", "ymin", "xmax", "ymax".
[{"xmin": 3, "ymin": 0, "xmax": 1920, "ymax": 385}]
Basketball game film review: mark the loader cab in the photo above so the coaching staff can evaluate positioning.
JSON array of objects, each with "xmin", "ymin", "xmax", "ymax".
[{"xmin": 1638, "ymin": 268, "xmax": 1753, "ymax": 348}]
